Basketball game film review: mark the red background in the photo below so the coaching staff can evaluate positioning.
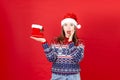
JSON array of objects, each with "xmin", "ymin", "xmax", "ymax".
[{"xmin": 0, "ymin": 0, "xmax": 120, "ymax": 80}]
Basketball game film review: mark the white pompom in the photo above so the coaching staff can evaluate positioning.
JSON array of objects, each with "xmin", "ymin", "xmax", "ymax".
[
  {"xmin": 32, "ymin": 24, "xmax": 43, "ymax": 29},
  {"xmin": 77, "ymin": 24, "xmax": 81, "ymax": 29}
]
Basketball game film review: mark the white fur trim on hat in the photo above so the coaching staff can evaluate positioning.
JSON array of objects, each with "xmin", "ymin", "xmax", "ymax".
[
  {"xmin": 61, "ymin": 18, "xmax": 81, "ymax": 29},
  {"xmin": 32, "ymin": 24, "xmax": 43, "ymax": 29}
]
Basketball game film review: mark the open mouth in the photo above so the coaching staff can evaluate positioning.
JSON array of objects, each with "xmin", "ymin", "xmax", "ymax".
[{"xmin": 67, "ymin": 31, "xmax": 71, "ymax": 34}]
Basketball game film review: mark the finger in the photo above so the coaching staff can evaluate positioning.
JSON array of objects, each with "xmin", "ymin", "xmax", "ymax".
[
  {"xmin": 30, "ymin": 36, "xmax": 38, "ymax": 40},
  {"xmin": 30, "ymin": 36, "xmax": 33, "ymax": 39},
  {"xmin": 30, "ymin": 36, "xmax": 35, "ymax": 39}
]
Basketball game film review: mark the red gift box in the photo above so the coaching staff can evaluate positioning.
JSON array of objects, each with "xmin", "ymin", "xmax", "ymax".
[{"xmin": 31, "ymin": 24, "xmax": 44, "ymax": 38}]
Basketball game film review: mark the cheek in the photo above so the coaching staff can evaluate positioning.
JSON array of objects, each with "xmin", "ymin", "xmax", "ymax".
[
  {"xmin": 63, "ymin": 26, "xmax": 68, "ymax": 31},
  {"xmin": 70, "ymin": 26, "xmax": 75, "ymax": 30}
]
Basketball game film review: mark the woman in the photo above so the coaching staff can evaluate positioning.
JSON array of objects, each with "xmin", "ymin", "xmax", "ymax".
[{"xmin": 31, "ymin": 13, "xmax": 85, "ymax": 80}]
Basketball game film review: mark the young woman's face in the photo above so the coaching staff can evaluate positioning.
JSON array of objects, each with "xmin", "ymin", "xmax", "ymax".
[{"xmin": 63, "ymin": 22, "xmax": 75, "ymax": 37}]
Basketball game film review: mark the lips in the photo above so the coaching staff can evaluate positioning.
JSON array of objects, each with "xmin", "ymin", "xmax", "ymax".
[{"xmin": 67, "ymin": 31, "xmax": 71, "ymax": 34}]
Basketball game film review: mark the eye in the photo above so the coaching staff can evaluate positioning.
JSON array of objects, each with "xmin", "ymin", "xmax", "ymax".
[
  {"xmin": 64, "ymin": 23, "xmax": 67, "ymax": 26},
  {"xmin": 70, "ymin": 23, "xmax": 74, "ymax": 26}
]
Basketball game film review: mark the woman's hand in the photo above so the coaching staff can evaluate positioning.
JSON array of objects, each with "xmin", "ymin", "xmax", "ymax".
[
  {"xmin": 30, "ymin": 36, "xmax": 46, "ymax": 43},
  {"xmin": 68, "ymin": 30, "xmax": 75, "ymax": 42}
]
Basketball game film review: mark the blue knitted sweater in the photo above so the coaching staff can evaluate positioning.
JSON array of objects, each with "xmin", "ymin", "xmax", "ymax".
[{"xmin": 42, "ymin": 38, "xmax": 84, "ymax": 75}]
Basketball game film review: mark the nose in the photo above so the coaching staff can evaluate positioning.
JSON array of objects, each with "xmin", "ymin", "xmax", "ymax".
[{"xmin": 67, "ymin": 26, "xmax": 71, "ymax": 29}]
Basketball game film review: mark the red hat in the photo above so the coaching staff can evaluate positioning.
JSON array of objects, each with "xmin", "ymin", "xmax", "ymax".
[{"xmin": 61, "ymin": 13, "xmax": 81, "ymax": 29}]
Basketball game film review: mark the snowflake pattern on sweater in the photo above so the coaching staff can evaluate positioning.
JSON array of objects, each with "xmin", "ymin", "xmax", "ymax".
[{"xmin": 42, "ymin": 38, "xmax": 84, "ymax": 75}]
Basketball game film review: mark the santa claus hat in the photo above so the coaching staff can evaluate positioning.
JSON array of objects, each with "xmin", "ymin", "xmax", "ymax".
[{"xmin": 61, "ymin": 13, "xmax": 81, "ymax": 29}]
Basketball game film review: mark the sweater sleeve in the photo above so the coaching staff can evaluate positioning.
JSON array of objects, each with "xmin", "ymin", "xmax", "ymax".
[
  {"xmin": 42, "ymin": 42, "xmax": 57, "ymax": 62},
  {"xmin": 68, "ymin": 42, "xmax": 85, "ymax": 63}
]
